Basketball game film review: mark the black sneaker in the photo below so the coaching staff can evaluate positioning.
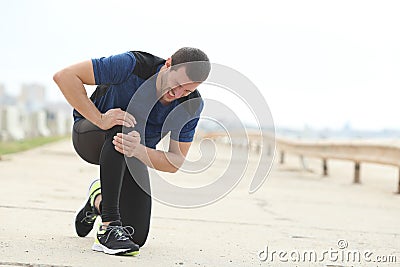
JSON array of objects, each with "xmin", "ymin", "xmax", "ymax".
[
  {"xmin": 92, "ymin": 221, "xmax": 140, "ymax": 256},
  {"xmin": 75, "ymin": 179, "xmax": 101, "ymax": 237}
]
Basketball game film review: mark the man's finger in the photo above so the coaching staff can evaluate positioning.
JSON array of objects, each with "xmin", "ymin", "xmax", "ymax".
[
  {"xmin": 114, "ymin": 135, "xmax": 133, "ymax": 145},
  {"xmin": 118, "ymin": 111, "xmax": 136, "ymax": 127},
  {"xmin": 114, "ymin": 145, "xmax": 123, "ymax": 154},
  {"xmin": 125, "ymin": 112, "xmax": 137, "ymax": 125},
  {"xmin": 117, "ymin": 113, "xmax": 134, "ymax": 128},
  {"xmin": 115, "ymin": 119, "xmax": 127, "ymax": 126},
  {"xmin": 112, "ymin": 139, "xmax": 123, "ymax": 148},
  {"xmin": 127, "ymin": 130, "xmax": 140, "ymax": 137},
  {"xmin": 113, "ymin": 141, "xmax": 130, "ymax": 153},
  {"xmin": 123, "ymin": 116, "xmax": 135, "ymax": 127}
]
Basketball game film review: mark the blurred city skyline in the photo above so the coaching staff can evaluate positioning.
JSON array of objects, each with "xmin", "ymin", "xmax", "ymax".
[
  {"xmin": 1, "ymin": 0, "xmax": 399, "ymax": 131},
  {"xmin": 2, "ymin": 82, "xmax": 400, "ymax": 141}
]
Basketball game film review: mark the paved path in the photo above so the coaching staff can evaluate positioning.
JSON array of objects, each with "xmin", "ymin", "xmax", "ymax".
[{"xmin": 0, "ymin": 140, "xmax": 399, "ymax": 266}]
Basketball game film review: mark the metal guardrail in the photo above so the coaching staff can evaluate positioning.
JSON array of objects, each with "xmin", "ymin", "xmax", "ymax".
[
  {"xmin": 276, "ymin": 138, "xmax": 400, "ymax": 193},
  {"xmin": 201, "ymin": 131, "xmax": 400, "ymax": 193}
]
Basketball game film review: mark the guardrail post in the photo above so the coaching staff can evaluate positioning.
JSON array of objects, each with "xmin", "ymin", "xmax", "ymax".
[
  {"xmin": 397, "ymin": 168, "xmax": 400, "ymax": 194},
  {"xmin": 280, "ymin": 151, "xmax": 285, "ymax": 164},
  {"xmin": 323, "ymin": 159, "xmax": 328, "ymax": 176},
  {"xmin": 354, "ymin": 162, "xmax": 361, "ymax": 184},
  {"xmin": 300, "ymin": 155, "xmax": 308, "ymax": 170}
]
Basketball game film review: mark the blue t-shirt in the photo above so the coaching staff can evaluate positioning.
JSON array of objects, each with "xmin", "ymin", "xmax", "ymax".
[{"xmin": 73, "ymin": 51, "xmax": 203, "ymax": 148}]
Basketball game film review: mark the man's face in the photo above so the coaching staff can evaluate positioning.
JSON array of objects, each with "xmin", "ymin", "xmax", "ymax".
[{"xmin": 160, "ymin": 66, "xmax": 200, "ymax": 104}]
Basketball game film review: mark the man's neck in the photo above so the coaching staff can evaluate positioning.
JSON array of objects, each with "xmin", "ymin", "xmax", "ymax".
[
  {"xmin": 156, "ymin": 65, "xmax": 171, "ymax": 106},
  {"xmin": 156, "ymin": 65, "xmax": 167, "ymax": 97}
]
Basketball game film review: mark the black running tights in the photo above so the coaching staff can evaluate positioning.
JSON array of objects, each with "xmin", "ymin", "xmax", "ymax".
[{"xmin": 72, "ymin": 119, "xmax": 151, "ymax": 247}]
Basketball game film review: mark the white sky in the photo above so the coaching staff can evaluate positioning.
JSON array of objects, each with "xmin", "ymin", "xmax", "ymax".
[{"xmin": 0, "ymin": 0, "xmax": 399, "ymax": 130}]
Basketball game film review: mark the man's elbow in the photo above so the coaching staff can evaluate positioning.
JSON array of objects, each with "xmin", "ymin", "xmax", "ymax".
[
  {"xmin": 53, "ymin": 71, "xmax": 61, "ymax": 84},
  {"xmin": 169, "ymin": 163, "xmax": 182, "ymax": 173},
  {"xmin": 169, "ymin": 167, "xmax": 179, "ymax": 173},
  {"xmin": 53, "ymin": 67, "xmax": 76, "ymax": 85},
  {"xmin": 168, "ymin": 159, "xmax": 185, "ymax": 173},
  {"xmin": 53, "ymin": 69, "xmax": 67, "ymax": 85}
]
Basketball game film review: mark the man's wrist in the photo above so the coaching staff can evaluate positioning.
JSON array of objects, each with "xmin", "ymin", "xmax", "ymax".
[
  {"xmin": 96, "ymin": 113, "xmax": 103, "ymax": 129},
  {"xmin": 133, "ymin": 143, "xmax": 147, "ymax": 158}
]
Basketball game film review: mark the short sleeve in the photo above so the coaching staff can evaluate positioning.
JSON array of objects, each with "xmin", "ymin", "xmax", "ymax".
[
  {"xmin": 92, "ymin": 52, "xmax": 136, "ymax": 85},
  {"xmin": 171, "ymin": 117, "xmax": 200, "ymax": 143}
]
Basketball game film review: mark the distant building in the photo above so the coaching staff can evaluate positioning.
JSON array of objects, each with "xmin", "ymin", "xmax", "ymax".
[
  {"xmin": 18, "ymin": 83, "xmax": 46, "ymax": 112},
  {"xmin": 0, "ymin": 83, "xmax": 73, "ymax": 140},
  {"xmin": 0, "ymin": 83, "xmax": 17, "ymax": 106}
]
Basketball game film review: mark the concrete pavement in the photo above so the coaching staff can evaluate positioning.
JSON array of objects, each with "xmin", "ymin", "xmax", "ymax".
[{"xmin": 0, "ymin": 140, "xmax": 399, "ymax": 266}]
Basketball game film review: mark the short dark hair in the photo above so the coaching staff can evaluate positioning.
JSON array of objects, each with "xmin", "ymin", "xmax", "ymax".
[{"xmin": 171, "ymin": 47, "xmax": 211, "ymax": 82}]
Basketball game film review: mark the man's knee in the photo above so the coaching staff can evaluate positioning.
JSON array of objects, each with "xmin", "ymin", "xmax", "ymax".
[{"xmin": 105, "ymin": 125, "xmax": 123, "ymax": 139}]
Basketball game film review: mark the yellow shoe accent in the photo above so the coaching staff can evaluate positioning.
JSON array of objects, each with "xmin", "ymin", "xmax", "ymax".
[
  {"xmin": 89, "ymin": 179, "xmax": 101, "ymax": 208},
  {"xmin": 121, "ymin": 250, "xmax": 140, "ymax": 256}
]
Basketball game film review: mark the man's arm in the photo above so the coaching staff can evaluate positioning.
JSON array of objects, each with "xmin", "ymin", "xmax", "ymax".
[
  {"xmin": 113, "ymin": 132, "xmax": 191, "ymax": 173},
  {"xmin": 53, "ymin": 60, "xmax": 135, "ymax": 130},
  {"xmin": 53, "ymin": 60, "xmax": 103, "ymax": 127}
]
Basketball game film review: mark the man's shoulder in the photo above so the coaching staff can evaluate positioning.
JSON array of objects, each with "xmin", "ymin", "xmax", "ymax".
[
  {"xmin": 130, "ymin": 51, "xmax": 166, "ymax": 80},
  {"xmin": 177, "ymin": 90, "xmax": 204, "ymax": 117}
]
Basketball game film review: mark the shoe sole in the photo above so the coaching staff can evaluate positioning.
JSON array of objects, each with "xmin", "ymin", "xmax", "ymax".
[
  {"xmin": 92, "ymin": 243, "xmax": 139, "ymax": 256},
  {"xmin": 73, "ymin": 179, "xmax": 100, "ymax": 237},
  {"xmin": 120, "ymin": 250, "xmax": 140, "ymax": 256}
]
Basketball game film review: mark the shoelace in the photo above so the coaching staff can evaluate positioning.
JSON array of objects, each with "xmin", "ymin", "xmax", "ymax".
[
  {"xmin": 102, "ymin": 225, "xmax": 135, "ymax": 243},
  {"xmin": 81, "ymin": 210, "xmax": 97, "ymax": 224}
]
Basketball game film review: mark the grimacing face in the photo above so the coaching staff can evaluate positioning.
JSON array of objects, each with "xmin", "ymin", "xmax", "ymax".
[{"xmin": 160, "ymin": 66, "xmax": 200, "ymax": 104}]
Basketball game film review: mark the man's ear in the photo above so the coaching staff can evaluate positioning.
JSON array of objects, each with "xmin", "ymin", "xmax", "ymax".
[{"xmin": 165, "ymin": 57, "xmax": 172, "ymax": 68}]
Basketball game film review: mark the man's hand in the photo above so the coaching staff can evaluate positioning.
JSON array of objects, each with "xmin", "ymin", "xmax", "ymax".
[
  {"xmin": 112, "ymin": 130, "xmax": 142, "ymax": 157},
  {"xmin": 100, "ymin": 108, "xmax": 136, "ymax": 130},
  {"xmin": 113, "ymin": 133, "xmax": 193, "ymax": 172}
]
